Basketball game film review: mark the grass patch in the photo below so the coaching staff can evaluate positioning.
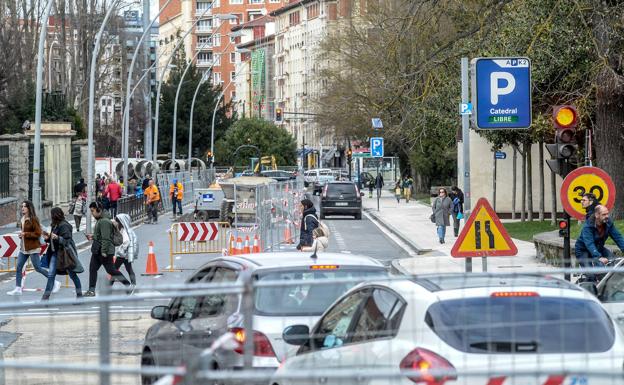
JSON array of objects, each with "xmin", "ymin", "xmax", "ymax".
[
  {"xmin": 502, "ymin": 221, "xmax": 558, "ymax": 242},
  {"xmin": 415, "ymin": 193, "xmax": 431, "ymax": 206}
]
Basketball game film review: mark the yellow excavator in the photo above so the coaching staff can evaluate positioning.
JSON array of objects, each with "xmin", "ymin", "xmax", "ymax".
[{"xmin": 253, "ymin": 155, "xmax": 277, "ymax": 173}]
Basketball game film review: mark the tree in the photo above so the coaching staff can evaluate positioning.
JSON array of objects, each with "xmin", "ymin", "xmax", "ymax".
[{"xmin": 215, "ymin": 118, "xmax": 297, "ymax": 167}]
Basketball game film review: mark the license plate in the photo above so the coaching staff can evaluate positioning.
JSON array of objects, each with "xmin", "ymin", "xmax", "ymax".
[{"xmin": 335, "ymin": 202, "xmax": 348, "ymax": 206}]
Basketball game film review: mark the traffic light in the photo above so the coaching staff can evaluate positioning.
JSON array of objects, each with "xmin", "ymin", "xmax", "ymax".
[
  {"xmin": 558, "ymin": 219, "xmax": 569, "ymax": 237},
  {"xmin": 206, "ymin": 150, "xmax": 213, "ymax": 164},
  {"xmin": 546, "ymin": 105, "xmax": 579, "ymax": 177},
  {"xmin": 275, "ymin": 108, "xmax": 283, "ymax": 122},
  {"xmin": 347, "ymin": 148, "xmax": 353, "ymax": 162}
]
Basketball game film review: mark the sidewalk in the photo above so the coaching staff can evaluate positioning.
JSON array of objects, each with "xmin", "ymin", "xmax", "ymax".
[{"xmin": 363, "ymin": 190, "xmax": 552, "ymax": 275}]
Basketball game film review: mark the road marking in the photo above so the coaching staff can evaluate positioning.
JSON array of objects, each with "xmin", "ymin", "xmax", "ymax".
[{"xmin": 362, "ymin": 211, "xmax": 418, "ymax": 258}]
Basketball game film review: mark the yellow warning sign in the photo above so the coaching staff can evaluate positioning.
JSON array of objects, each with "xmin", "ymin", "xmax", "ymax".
[{"xmin": 451, "ymin": 197, "xmax": 518, "ymax": 258}]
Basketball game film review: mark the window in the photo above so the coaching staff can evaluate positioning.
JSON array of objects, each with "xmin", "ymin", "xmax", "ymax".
[
  {"xmin": 306, "ymin": 289, "xmax": 369, "ymax": 351},
  {"xmin": 198, "ymin": 35, "xmax": 212, "ymax": 47},
  {"xmin": 213, "ymin": 54, "xmax": 221, "ymax": 66},
  {"xmin": 167, "ymin": 296, "xmax": 200, "ymax": 321},
  {"xmin": 213, "ymin": 72, "xmax": 222, "ymax": 84},
  {"xmin": 351, "ymin": 289, "xmax": 404, "ymax": 342},
  {"xmin": 196, "ymin": 1, "xmax": 212, "ymax": 13},
  {"xmin": 197, "ymin": 19, "xmax": 213, "ymax": 31},
  {"xmin": 231, "ymin": 91, "xmax": 236, "ymax": 100},
  {"xmin": 289, "ymin": 11, "xmax": 300, "ymax": 26},
  {"xmin": 230, "ymin": 52, "xmax": 236, "ymax": 63},
  {"xmin": 198, "ymin": 52, "xmax": 213, "ymax": 63},
  {"xmin": 601, "ymin": 272, "xmax": 624, "ymax": 302},
  {"xmin": 213, "ymin": 34, "xmax": 221, "ymax": 47},
  {"xmin": 231, "ymin": 71, "xmax": 236, "ymax": 81},
  {"xmin": 232, "ymin": 13, "xmax": 243, "ymax": 24},
  {"xmin": 249, "ymin": 0, "xmax": 263, "ymax": 3},
  {"xmin": 307, "ymin": 3, "xmax": 320, "ymax": 19},
  {"xmin": 248, "ymin": 11, "xmax": 263, "ymax": 20},
  {"xmin": 230, "ymin": 0, "xmax": 243, "ymax": 3},
  {"xmin": 197, "ymin": 267, "xmax": 238, "ymax": 317}
]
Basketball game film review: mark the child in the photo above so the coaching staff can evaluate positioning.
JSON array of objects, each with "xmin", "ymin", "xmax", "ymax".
[
  {"xmin": 394, "ymin": 181, "xmax": 402, "ymax": 203},
  {"xmin": 301, "ymin": 227, "xmax": 329, "ymax": 252}
]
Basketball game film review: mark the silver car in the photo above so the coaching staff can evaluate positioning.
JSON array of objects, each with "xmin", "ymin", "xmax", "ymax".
[{"xmin": 141, "ymin": 252, "xmax": 388, "ymax": 385}]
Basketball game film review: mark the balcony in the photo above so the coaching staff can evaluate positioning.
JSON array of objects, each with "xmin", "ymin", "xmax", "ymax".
[
  {"xmin": 196, "ymin": 43, "xmax": 214, "ymax": 50},
  {"xmin": 196, "ymin": 26, "xmax": 214, "ymax": 34}
]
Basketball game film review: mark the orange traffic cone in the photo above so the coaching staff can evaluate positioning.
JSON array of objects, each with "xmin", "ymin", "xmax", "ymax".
[
  {"xmin": 233, "ymin": 236, "xmax": 243, "ymax": 255},
  {"xmin": 228, "ymin": 234, "xmax": 235, "ymax": 255},
  {"xmin": 284, "ymin": 222, "xmax": 294, "ymax": 244},
  {"xmin": 243, "ymin": 236, "xmax": 251, "ymax": 254},
  {"xmin": 141, "ymin": 241, "xmax": 160, "ymax": 276},
  {"xmin": 252, "ymin": 235, "xmax": 260, "ymax": 253}
]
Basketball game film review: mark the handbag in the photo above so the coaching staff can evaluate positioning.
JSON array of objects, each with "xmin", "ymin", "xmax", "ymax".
[
  {"xmin": 457, "ymin": 212, "xmax": 464, "ymax": 220},
  {"xmin": 68, "ymin": 199, "xmax": 76, "ymax": 215},
  {"xmin": 429, "ymin": 213, "xmax": 435, "ymax": 223}
]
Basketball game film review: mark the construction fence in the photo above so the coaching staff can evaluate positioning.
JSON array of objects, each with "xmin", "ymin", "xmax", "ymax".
[{"xmin": 1, "ymin": 269, "xmax": 624, "ymax": 385}]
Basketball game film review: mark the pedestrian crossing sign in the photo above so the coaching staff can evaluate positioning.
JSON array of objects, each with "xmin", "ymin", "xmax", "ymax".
[{"xmin": 451, "ymin": 197, "xmax": 517, "ymax": 258}]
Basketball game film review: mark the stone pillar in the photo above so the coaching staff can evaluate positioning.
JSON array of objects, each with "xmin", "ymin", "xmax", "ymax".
[
  {"xmin": 0, "ymin": 134, "xmax": 31, "ymax": 224},
  {"xmin": 73, "ymin": 138, "xmax": 89, "ymax": 182}
]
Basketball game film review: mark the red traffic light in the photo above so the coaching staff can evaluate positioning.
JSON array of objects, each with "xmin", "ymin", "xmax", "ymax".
[
  {"xmin": 553, "ymin": 105, "xmax": 578, "ymax": 129},
  {"xmin": 558, "ymin": 220, "xmax": 568, "ymax": 230}
]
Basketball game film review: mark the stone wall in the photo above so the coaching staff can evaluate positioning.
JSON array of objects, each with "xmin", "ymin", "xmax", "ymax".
[
  {"xmin": 0, "ymin": 134, "xmax": 30, "ymax": 222},
  {"xmin": 74, "ymin": 139, "xmax": 88, "ymax": 182},
  {"xmin": 534, "ymin": 230, "xmax": 623, "ymax": 266},
  {"xmin": 0, "ymin": 197, "xmax": 17, "ymax": 227}
]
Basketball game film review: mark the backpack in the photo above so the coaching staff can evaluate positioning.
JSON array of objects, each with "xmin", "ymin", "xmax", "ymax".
[
  {"xmin": 305, "ymin": 214, "xmax": 330, "ymax": 238},
  {"xmin": 112, "ymin": 224, "xmax": 123, "ymax": 247}
]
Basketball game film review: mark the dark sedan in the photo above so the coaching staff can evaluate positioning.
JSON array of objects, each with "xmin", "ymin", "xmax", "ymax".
[{"xmin": 319, "ymin": 181, "xmax": 363, "ymax": 219}]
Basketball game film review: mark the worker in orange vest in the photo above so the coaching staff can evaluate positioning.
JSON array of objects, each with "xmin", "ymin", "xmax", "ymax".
[
  {"xmin": 169, "ymin": 178, "xmax": 184, "ymax": 217},
  {"xmin": 144, "ymin": 180, "xmax": 161, "ymax": 224}
]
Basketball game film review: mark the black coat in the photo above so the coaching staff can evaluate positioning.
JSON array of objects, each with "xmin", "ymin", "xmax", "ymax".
[
  {"xmin": 47, "ymin": 220, "xmax": 84, "ymax": 275},
  {"xmin": 298, "ymin": 207, "xmax": 318, "ymax": 248}
]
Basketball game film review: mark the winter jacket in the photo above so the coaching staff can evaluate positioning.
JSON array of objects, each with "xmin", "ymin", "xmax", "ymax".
[
  {"xmin": 72, "ymin": 195, "xmax": 87, "ymax": 217},
  {"xmin": 115, "ymin": 213, "xmax": 139, "ymax": 263},
  {"xmin": 301, "ymin": 236, "xmax": 329, "ymax": 252},
  {"xmin": 298, "ymin": 207, "xmax": 318, "ymax": 248},
  {"xmin": 21, "ymin": 216, "xmax": 42, "ymax": 253},
  {"xmin": 145, "ymin": 185, "xmax": 161, "ymax": 204},
  {"xmin": 374, "ymin": 174, "xmax": 384, "ymax": 189},
  {"xmin": 170, "ymin": 182, "xmax": 184, "ymax": 200},
  {"xmin": 585, "ymin": 202, "xmax": 598, "ymax": 221},
  {"xmin": 432, "ymin": 196, "xmax": 452, "ymax": 227},
  {"xmin": 451, "ymin": 190, "xmax": 465, "ymax": 213},
  {"xmin": 575, "ymin": 216, "xmax": 624, "ymax": 259},
  {"xmin": 105, "ymin": 182, "xmax": 123, "ymax": 202},
  {"xmin": 94, "ymin": 212, "xmax": 116, "ymax": 256},
  {"xmin": 46, "ymin": 220, "xmax": 84, "ymax": 274}
]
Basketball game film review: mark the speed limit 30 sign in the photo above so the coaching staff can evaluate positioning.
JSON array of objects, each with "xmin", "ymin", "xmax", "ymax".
[{"xmin": 561, "ymin": 166, "xmax": 616, "ymax": 221}]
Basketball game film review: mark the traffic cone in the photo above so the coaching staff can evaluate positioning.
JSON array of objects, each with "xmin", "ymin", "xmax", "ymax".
[
  {"xmin": 233, "ymin": 236, "xmax": 243, "ymax": 255},
  {"xmin": 141, "ymin": 241, "xmax": 160, "ymax": 276},
  {"xmin": 284, "ymin": 222, "xmax": 294, "ymax": 244},
  {"xmin": 228, "ymin": 234, "xmax": 235, "ymax": 255},
  {"xmin": 243, "ymin": 236, "xmax": 251, "ymax": 254},
  {"xmin": 252, "ymin": 235, "xmax": 261, "ymax": 253}
]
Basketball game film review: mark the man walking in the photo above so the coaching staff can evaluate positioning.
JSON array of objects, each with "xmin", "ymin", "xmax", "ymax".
[
  {"xmin": 169, "ymin": 178, "xmax": 184, "ymax": 217},
  {"xmin": 374, "ymin": 173, "xmax": 384, "ymax": 198},
  {"xmin": 84, "ymin": 202, "xmax": 131, "ymax": 297},
  {"xmin": 104, "ymin": 178, "xmax": 123, "ymax": 217},
  {"xmin": 144, "ymin": 179, "xmax": 161, "ymax": 224}
]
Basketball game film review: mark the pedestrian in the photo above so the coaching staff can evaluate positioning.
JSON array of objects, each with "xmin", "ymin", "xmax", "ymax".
[
  {"xmin": 402, "ymin": 175, "xmax": 414, "ymax": 203},
  {"xmin": 95, "ymin": 174, "xmax": 103, "ymax": 195},
  {"xmin": 104, "ymin": 178, "xmax": 123, "ymax": 217},
  {"xmin": 394, "ymin": 181, "xmax": 402, "ymax": 203},
  {"xmin": 432, "ymin": 187, "xmax": 452, "ymax": 244},
  {"xmin": 374, "ymin": 173, "xmax": 384, "ymax": 198},
  {"xmin": 113, "ymin": 214, "xmax": 138, "ymax": 293},
  {"xmin": 142, "ymin": 175, "xmax": 151, "ymax": 191},
  {"xmin": 581, "ymin": 193, "xmax": 598, "ymax": 220},
  {"xmin": 368, "ymin": 179, "xmax": 374, "ymax": 198},
  {"xmin": 301, "ymin": 227, "xmax": 329, "ymax": 252},
  {"xmin": 71, "ymin": 188, "xmax": 87, "ymax": 232},
  {"xmin": 41, "ymin": 207, "xmax": 84, "ymax": 300},
  {"xmin": 296, "ymin": 198, "xmax": 318, "ymax": 250},
  {"xmin": 7, "ymin": 201, "xmax": 57, "ymax": 296},
  {"xmin": 73, "ymin": 178, "xmax": 86, "ymax": 197},
  {"xmin": 169, "ymin": 178, "xmax": 184, "ymax": 217},
  {"xmin": 450, "ymin": 186, "xmax": 465, "ymax": 237},
  {"xmin": 84, "ymin": 202, "xmax": 131, "ymax": 297},
  {"xmin": 144, "ymin": 179, "xmax": 161, "ymax": 224}
]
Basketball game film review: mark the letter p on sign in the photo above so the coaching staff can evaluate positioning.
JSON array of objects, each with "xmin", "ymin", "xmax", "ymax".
[{"xmin": 490, "ymin": 72, "xmax": 515, "ymax": 105}]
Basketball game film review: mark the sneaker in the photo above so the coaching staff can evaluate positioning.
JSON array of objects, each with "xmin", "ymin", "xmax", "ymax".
[
  {"xmin": 41, "ymin": 292, "xmax": 50, "ymax": 301},
  {"xmin": 84, "ymin": 290, "xmax": 96, "ymax": 297},
  {"xmin": 52, "ymin": 280, "xmax": 61, "ymax": 293},
  {"xmin": 7, "ymin": 287, "xmax": 22, "ymax": 296},
  {"xmin": 129, "ymin": 284, "xmax": 136, "ymax": 295}
]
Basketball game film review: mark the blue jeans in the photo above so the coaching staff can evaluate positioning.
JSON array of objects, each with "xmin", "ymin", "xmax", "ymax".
[
  {"xmin": 577, "ymin": 249, "xmax": 614, "ymax": 281},
  {"xmin": 437, "ymin": 225, "xmax": 446, "ymax": 241},
  {"xmin": 172, "ymin": 197, "xmax": 182, "ymax": 215},
  {"xmin": 16, "ymin": 252, "xmax": 48, "ymax": 287},
  {"xmin": 44, "ymin": 252, "xmax": 82, "ymax": 294}
]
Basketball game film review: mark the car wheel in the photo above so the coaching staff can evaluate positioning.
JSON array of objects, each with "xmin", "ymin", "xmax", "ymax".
[
  {"xmin": 195, "ymin": 210, "xmax": 209, "ymax": 222},
  {"xmin": 141, "ymin": 349, "xmax": 158, "ymax": 385},
  {"xmin": 354, "ymin": 212, "xmax": 362, "ymax": 220}
]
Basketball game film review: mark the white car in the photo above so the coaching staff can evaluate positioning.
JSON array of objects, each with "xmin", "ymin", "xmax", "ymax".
[
  {"xmin": 303, "ymin": 169, "xmax": 335, "ymax": 194},
  {"xmin": 273, "ymin": 274, "xmax": 624, "ymax": 385},
  {"xmin": 580, "ymin": 258, "xmax": 624, "ymax": 329},
  {"xmin": 142, "ymin": 252, "xmax": 389, "ymax": 385}
]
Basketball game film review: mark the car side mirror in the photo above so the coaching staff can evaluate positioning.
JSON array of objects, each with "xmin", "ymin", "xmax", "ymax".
[
  {"xmin": 579, "ymin": 282, "xmax": 598, "ymax": 297},
  {"xmin": 151, "ymin": 305, "xmax": 170, "ymax": 321},
  {"xmin": 283, "ymin": 324, "xmax": 310, "ymax": 346}
]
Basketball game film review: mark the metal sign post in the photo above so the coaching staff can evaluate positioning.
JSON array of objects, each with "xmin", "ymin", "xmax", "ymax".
[
  {"xmin": 461, "ymin": 57, "xmax": 472, "ymax": 272},
  {"xmin": 370, "ymin": 137, "xmax": 384, "ymax": 212}
]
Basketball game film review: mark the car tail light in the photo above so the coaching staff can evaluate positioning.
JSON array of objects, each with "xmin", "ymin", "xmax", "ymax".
[
  {"xmin": 399, "ymin": 348, "xmax": 457, "ymax": 385},
  {"xmin": 229, "ymin": 327, "xmax": 276, "ymax": 357},
  {"xmin": 171, "ymin": 365, "xmax": 186, "ymax": 385},
  {"xmin": 310, "ymin": 264, "xmax": 339, "ymax": 270},
  {"xmin": 491, "ymin": 291, "xmax": 539, "ymax": 297}
]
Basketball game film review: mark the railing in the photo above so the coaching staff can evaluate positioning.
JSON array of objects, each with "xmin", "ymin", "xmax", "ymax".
[{"xmin": 0, "ymin": 145, "xmax": 9, "ymax": 199}]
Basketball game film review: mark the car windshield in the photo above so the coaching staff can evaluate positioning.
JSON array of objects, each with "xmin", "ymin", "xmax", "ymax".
[
  {"xmin": 425, "ymin": 296, "xmax": 615, "ymax": 354},
  {"xmin": 254, "ymin": 268, "xmax": 387, "ymax": 316},
  {"xmin": 327, "ymin": 184, "xmax": 356, "ymax": 198}
]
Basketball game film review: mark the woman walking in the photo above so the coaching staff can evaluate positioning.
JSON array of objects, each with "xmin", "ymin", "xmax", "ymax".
[
  {"xmin": 113, "ymin": 214, "xmax": 138, "ymax": 293},
  {"xmin": 41, "ymin": 207, "xmax": 84, "ymax": 300},
  {"xmin": 72, "ymin": 189, "xmax": 87, "ymax": 232},
  {"xmin": 450, "ymin": 186, "xmax": 465, "ymax": 237},
  {"xmin": 7, "ymin": 201, "xmax": 53, "ymax": 296},
  {"xmin": 432, "ymin": 188, "xmax": 452, "ymax": 244}
]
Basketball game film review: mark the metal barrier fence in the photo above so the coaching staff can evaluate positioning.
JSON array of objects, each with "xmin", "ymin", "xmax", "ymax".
[
  {"xmin": 168, "ymin": 222, "xmax": 230, "ymax": 271},
  {"xmin": 254, "ymin": 179, "xmax": 306, "ymax": 251},
  {"xmin": 2, "ymin": 268, "xmax": 624, "ymax": 385},
  {"xmin": 155, "ymin": 169, "xmax": 214, "ymax": 214},
  {"xmin": 117, "ymin": 194, "xmax": 147, "ymax": 224}
]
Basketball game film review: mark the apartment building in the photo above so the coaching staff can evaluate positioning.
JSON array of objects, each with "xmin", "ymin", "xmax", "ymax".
[{"xmin": 159, "ymin": 0, "xmax": 287, "ymax": 103}]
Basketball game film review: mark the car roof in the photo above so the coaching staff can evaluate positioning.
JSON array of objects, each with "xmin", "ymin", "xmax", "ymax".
[
  {"xmin": 411, "ymin": 273, "xmax": 580, "ymax": 292},
  {"xmin": 209, "ymin": 252, "xmax": 384, "ymax": 271}
]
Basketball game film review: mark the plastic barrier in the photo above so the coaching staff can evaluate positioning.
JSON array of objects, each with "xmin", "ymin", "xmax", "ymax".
[{"xmin": 168, "ymin": 222, "xmax": 230, "ymax": 272}]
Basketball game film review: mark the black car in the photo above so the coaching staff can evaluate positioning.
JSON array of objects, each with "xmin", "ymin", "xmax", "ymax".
[{"xmin": 319, "ymin": 181, "xmax": 363, "ymax": 219}]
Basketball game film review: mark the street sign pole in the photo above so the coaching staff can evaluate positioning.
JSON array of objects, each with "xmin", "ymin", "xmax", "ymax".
[
  {"xmin": 563, "ymin": 212, "xmax": 571, "ymax": 281},
  {"xmin": 461, "ymin": 57, "xmax": 472, "ymax": 272},
  {"xmin": 377, "ymin": 160, "xmax": 380, "ymax": 212}
]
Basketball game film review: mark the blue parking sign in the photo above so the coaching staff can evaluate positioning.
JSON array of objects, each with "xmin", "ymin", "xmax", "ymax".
[
  {"xmin": 471, "ymin": 57, "xmax": 532, "ymax": 129},
  {"xmin": 370, "ymin": 137, "xmax": 384, "ymax": 158}
]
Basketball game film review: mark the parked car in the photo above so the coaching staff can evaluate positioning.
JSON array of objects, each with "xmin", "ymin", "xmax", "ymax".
[
  {"xmin": 319, "ymin": 182, "xmax": 363, "ymax": 220},
  {"xmin": 141, "ymin": 252, "xmax": 389, "ymax": 385},
  {"xmin": 261, "ymin": 170, "xmax": 296, "ymax": 182},
  {"xmin": 303, "ymin": 169, "xmax": 335, "ymax": 194},
  {"xmin": 273, "ymin": 274, "xmax": 624, "ymax": 385}
]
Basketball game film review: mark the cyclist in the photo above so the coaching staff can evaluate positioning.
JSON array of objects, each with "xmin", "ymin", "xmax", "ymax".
[{"xmin": 575, "ymin": 205, "xmax": 624, "ymax": 281}]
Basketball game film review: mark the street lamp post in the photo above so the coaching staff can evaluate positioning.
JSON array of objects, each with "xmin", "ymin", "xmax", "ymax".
[
  {"xmin": 152, "ymin": 3, "xmax": 222, "ymax": 163},
  {"xmin": 187, "ymin": 71, "xmax": 211, "ymax": 172},
  {"xmin": 122, "ymin": 0, "xmax": 174, "ymax": 192},
  {"xmin": 32, "ymin": 0, "xmax": 54, "ymax": 214}
]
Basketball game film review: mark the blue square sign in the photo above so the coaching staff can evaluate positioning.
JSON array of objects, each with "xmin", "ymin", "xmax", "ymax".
[
  {"xmin": 370, "ymin": 137, "xmax": 384, "ymax": 158},
  {"xmin": 471, "ymin": 57, "xmax": 532, "ymax": 129}
]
